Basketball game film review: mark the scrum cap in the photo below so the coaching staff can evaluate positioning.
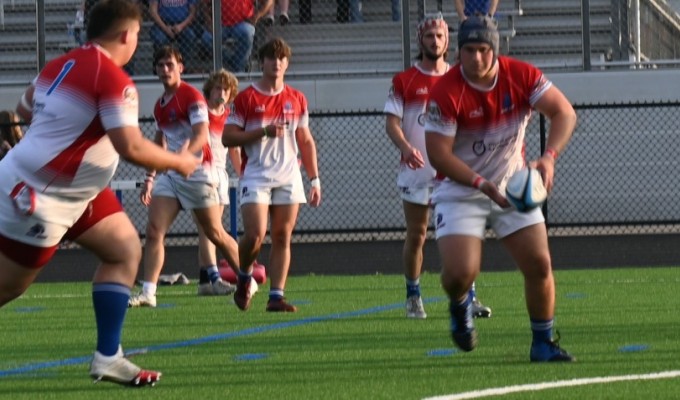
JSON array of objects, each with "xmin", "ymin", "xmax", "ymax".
[
  {"xmin": 458, "ymin": 15, "xmax": 499, "ymax": 61},
  {"xmin": 417, "ymin": 12, "xmax": 449, "ymax": 47}
]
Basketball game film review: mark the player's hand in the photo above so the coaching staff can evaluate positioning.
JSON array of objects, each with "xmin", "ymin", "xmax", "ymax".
[
  {"xmin": 264, "ymin": 123, "xmax": 285, "ymax": 139},
  {"xmin": 530, "ymin": 156, "xmax": 555, "ymax": 193},
  {"xmin": 175, "ymin": 142, "xmax": 201, "ymax": 178},
  {"xmin": 402, "ymin": 146, "xmax": 425, "ymax": 169},
  {"xmin": 479, "ymin": 180, "xmax": 511, "ymax": 209},
  {"xmin": 308, "ymin": 186, "xmax": 321, "ymax": 207},
  {"xmin": 139, "ymin": 180, "xmax": 153, "ymax": 206}
]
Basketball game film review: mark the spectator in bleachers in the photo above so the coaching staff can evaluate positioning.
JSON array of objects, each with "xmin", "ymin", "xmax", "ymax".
[
  {"xmin": 455, "ymin": 0, "xmax": 499, "ymax": 21},
  {"xmin": 262, "ymin": 0, "xmax": 290, "ymax": 26},
  {"xmin": 148, "ymin": 0, "xmax": 198, "ymax": 69},
  {"xmin": 337, "ymin": 0, "xmax": 363, "ymax": 23},
  {"xmin": 197, "ymin": 0, "xmax": 215, "ymax": 60},
  {"xmin": 0, "ymin": 110, "xmax": 23, "ymax": 161},
  {"xmin": 219, "ymin": 0, "xmax": 274, "ymax": 73},
  {"xmin": 299, "ymin": 0, "xmax": 311, "ymax": 24},
  {"xmin": 392, "ymin": 0, "xmax": 401, "ymax": 22}
]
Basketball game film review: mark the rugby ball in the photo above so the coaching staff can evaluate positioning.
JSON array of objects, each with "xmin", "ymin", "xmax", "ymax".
[
  {"xmin": 219, "ymin": 259, "xmax": 267, "ymax": 284},
  {"xmin": 505, "ymin": 168, "xmax": 547, "ymax": 212}
]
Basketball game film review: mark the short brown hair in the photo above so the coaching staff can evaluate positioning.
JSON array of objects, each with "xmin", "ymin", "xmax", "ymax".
[
  {"xmin": 153, "ymin": 45, "xmax": 184, "ymax": 69},
  {"xmin": 202, "ymin": 69, "xmax": 239, "ymax": 103},
  {"xmin": 86, "ymin": 0, "xmax": 142, "ymax": 41},
  {"xmin": 257, "ymin": 37, "xmax": 292, "ymax": 63}
]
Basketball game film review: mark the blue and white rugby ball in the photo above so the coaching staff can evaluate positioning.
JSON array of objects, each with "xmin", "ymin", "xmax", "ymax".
[{"xmin": 505, "ymin": 168, "xmax": 547, "ymax": 212}]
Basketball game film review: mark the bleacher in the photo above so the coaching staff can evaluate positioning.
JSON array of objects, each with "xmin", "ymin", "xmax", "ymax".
[{"xmin": 0, "ymin": 0, "xmax": 664, "ymax": 81}]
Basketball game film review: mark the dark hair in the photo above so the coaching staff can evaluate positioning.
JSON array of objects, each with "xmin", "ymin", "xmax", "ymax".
[
  {"xmin": 153, "ymin": 45, "xmax": 184, "ymax": 70},
  {"xmin": 257, "ymin": 37, "xmax": 292, "ymax": 63},
  {"xmin": 86, "ymin": 0, "xmax": 142, "ymax": 41},
  {"xmin": 0, "ymin": 110, "xmax": 23, "ymax": 159}
]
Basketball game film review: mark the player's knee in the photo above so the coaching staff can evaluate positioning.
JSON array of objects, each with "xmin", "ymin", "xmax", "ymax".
[
  {"xmin": 145, "ymin": 223, "xmax": 166, "ymax": 242},
  {"xmin": 241, "ymin": 231, "xmax": 264, "ymax": 249},
  {"xmin": 521, "ymin": 253, "xmax": 552, "ymax": 280}
]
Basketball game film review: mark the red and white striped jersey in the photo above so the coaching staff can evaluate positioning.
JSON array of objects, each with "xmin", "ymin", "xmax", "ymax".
[
  {"xmin": 384, "ymin": 63, "xmax": 450, "ymax": 188},
  {"xmin": 153, "ymin": 81, "xmax": 212, "ymax": 182},
  {"xmin": 208, "ymin": 107, "xmax": 228, "ymax": 170},
  {"xmin": 425, "ymin": 56, "xmax": 552, "ymax": 202},
  {"xmin": 4, "ymin": 43, "xmax": 138, "ymax": 200},
  {"xmin": 227, "ymin": 83, "xmax": 309, "ymax": 186}
]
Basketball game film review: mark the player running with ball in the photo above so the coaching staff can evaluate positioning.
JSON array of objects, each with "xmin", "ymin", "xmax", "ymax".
[{"xmin": 424, "ymin": 15, "xmax": 577, "ymax": 361}]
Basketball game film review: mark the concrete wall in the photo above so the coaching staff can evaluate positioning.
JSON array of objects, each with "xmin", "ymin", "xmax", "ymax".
[{"xmin": 1, "ymin": 69, "xmax": 680, "ymax": 115}]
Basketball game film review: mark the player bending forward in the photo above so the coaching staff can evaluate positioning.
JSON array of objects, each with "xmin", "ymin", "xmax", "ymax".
[{"xmin": 0, "ymin": 0, "xmax": 200, "ymax": 386}]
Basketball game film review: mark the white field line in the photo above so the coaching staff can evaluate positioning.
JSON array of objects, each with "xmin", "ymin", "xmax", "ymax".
[{"xmin": 423, "ymin": 370, "xmax": 680, "ymax": 400}]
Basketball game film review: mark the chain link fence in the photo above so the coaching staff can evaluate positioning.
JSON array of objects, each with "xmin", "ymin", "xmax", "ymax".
[
  {"xmin": 2, "ymin": 0, "xmax": 680, "ymax": 83},
  {"xmin": 3, "ymin": 101, "xmax": 678, "ymax": 246}
]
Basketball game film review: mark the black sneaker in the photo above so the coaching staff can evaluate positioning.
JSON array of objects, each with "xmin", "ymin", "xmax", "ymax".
[
  {"xmin": 266, "ymin": 297, "xmax": 297, "ymax": 312},
  {"xmin": 530, "ymin": 332, "xmax": 575, "ymax": 362},
  {"xmin": 261, "ymin": 16, "xmax": 274, "ymax": 27},
  {"xmin": 450, "ymin": 298, "xmax": 477, "ymax": 352},
  {"xmin": 278, "ymin": 13, "xmax": 290, "ymax": 26},
  {"xmin": 233, "ymin": 277, "xmax": 253, "ymax": 311},
  {"xmin": 452, "ymin": 327, "xmax": 478, "ymax": 352}
]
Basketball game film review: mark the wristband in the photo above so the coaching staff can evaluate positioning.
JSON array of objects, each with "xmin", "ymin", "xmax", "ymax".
[
  {"xmin": 544, "ymin": 148, "xmax": 558, "ymax": 161},
  {"xmin": 471, "ymin": 175, "xmax": 485, "ymax": 190},
  {"xmin": 310, "ymin": 177, "xmax": 320, "ymax": 188},
  {"xmin": 144, "ymin": 176, "xmax": 154, "ymax": 184}
]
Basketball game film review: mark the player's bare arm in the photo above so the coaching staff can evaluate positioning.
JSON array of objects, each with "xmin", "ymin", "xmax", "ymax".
[
  {"xmin": 425, "ymin": 130, "xmax": 509, "ymax": 207},
  {"xmin": 187, "ymin": 121, "xmax": 209, "ymax": 154},
  {"xmin": 386, "ymin": 114, "xmax": 425, "ymax": 169},
  {"xmin": 296, "ymin": 127, "xmax": 321, "ymax": 207},
  {"xmin": 532, "ymin": 85, "xmax": 577, "ymax": 192},
  {"xmin": 222, "ymin": 123, "xmax": 280, "ymax": 146},
  {"xmin": 108, "ymin": 126, "xmax": 200, "ymax": 177},
  {"xmin": 15, "ymin": 84, "xmax": 35, "ymax": 123}
]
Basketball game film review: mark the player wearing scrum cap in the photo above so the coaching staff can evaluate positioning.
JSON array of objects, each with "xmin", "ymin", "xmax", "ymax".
[
  {"xmin": 384, "ymin": 13, "xmax": 491, "ymax": 320},
  {"xmin": 130, "ymin": 47, "xmax": 241, "ymax": 308},
  {"xmin": 424, "ymin": 15, "xmax": 577, "ymax": 361}
]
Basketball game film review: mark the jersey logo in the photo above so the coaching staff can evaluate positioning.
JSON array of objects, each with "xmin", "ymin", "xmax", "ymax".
[
  {"xmin": 469, "ymin": 107, "xmax": 483, "ymax": 118},
  {"xmin": 427, "ymin": 101, "xmax": 441, "ymax": 122},
  {"xmin": 123, "ymin": 86, "xmax": 138, "ymax": 108},
  {"xmin": 26, "ymin": 224, "xmax": 47, "ymax": 239},
  {"xmin": 255, "ymin": 105, "xmax": 265, "ymax": 113},
  {"xmin": 416, "ymin": 87, "xmax": 428, "ymax": 95},
  {"xmin": 501, "ymin": 93, "xmax": 514, "ymax": 113}
]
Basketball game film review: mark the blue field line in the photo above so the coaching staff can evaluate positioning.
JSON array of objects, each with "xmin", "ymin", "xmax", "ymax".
[{"xmin": 0, "ymin": 296, "xmax": 445, "ymax": 378}]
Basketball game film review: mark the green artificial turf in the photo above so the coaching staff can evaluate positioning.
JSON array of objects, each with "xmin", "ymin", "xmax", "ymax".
[{"xmin": 1, "ymin": 267, "xmax": 679, "ymax": 399}]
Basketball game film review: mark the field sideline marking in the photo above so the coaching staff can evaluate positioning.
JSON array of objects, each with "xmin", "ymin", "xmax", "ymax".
[
  {"xmin": 422, "ymin": 370, "xmax": 680, "ymax": 400},
  {"xmin": 0, "ymin": 297, "xmax": 444, "ymax": 377}
]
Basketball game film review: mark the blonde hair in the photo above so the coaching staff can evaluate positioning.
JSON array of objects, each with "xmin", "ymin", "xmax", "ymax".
[{"xmin": 202, "ymin": 69, "xmax": 239, "ymax": 103}]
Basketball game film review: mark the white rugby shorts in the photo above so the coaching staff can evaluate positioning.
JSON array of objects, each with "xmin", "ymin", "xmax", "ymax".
[
  {"xmin": 239, "ymin": 179, "xmax": 306, "ymax": 205},
  {"xmin": 0, "ymin": 172, "xmax": 91, "ymax": 247},
  {"xmin": 433, "ymin": 197, "xmax": 544, "ymax": 239},
  {"xmin": 398, "ymin": 186, "xmax": 432, "ymax": 206},
  {"xmin": 152, "ymin": 174, "xmax": 221, "ymax": 210}
]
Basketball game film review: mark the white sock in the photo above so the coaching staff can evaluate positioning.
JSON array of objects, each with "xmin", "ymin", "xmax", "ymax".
[{"xmin": 142, "ymin": 282, "xmax": 157, "ymax": 296}]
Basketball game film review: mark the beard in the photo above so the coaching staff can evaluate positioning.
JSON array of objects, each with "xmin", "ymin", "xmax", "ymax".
[{"xmin": 422, "ymin": 48, "xmax": 444, "ymax": 61}]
